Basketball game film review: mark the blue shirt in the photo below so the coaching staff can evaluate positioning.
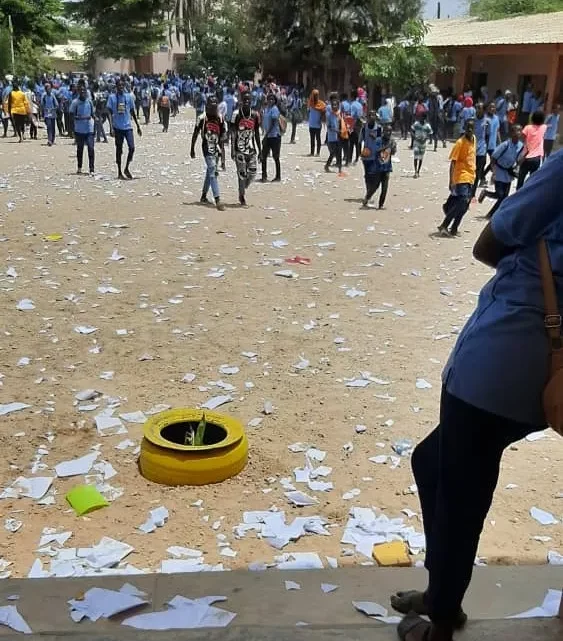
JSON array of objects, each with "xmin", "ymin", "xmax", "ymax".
[
  {"xmin": 107, "ymin": 92, "xmax": 135, "ymax": 130},
  {"xmin": 487, "ymin": 114, "xmax": 500, "ymax": 150},
  {"xmin": 492, "ymin": 139, "xmax": 524, "ymax": 183},
  {"xmin": 496, "ymin": 97, "xmax": 508, "ymax": 120},
  {"xmin": 263, "ymin": 105, "xmax": 280, "ymax": 138},
  {"xmin": 225, "ymin": 94, "xmax": 236, "ymax": 120},
  {"xmin": 377, "ymin": 104, "xmax": 393, "ymax": 124},
  {"xmin": 350, "ymin": 100, "xmax": 363, "ymax": 120},
  {"xmin": 341, "ymin": 100, "xmax": 351, "ymax": 115},
  {"xmin": 70, "ymin": 98, "xmax": 94, "ymax": 134},
  {"xmin": 474, "ymin": 116, "xmax": 489, "ymax": 156},
  {"xmin": 308, "ymin": 106, "xmax": 322, "ymax": 128},
  {"xmin": 41, "ymin": 93, "xmax": 58, "ymax": 118},
  {"xmin": 361, "ymin": 124, "xmax": 379, "ymax": 174},
  {"xmin": 326, "ymin": 109, "xmax": 341, "ymax": 143},
  {"xmin": 545, "ymin": 113, "xmax": 560, "ymax": 141},
  {"xmin": 530, "ymin": 96, "xmax": 544, "ymax": 114},
  {"xmin": 522, "ymin": 90, "xmax": 534, "ymax": 113},
  {"xmin": 374, "ymin": 136, "xmax": 396, "ymax": 172},
  {"xmin": 459, "ymin": 106, "xmax": 476, "ymax": 131},
  {"xmin": 443, "ymin": 151, "xmax": 563, "ymax": 426}
]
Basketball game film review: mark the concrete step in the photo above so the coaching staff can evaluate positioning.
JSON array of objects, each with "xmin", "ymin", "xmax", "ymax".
[{"xmin": 0, "ymin": 566, "xmax": 560, "ymax": 639}]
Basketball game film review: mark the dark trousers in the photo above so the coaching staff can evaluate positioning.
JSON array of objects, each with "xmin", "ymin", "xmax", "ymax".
[
  {"xmin": 29, "ymin": 117, "xmax": 37, "ymax": 140},
  {"xmin": 309, "ymin": 127, "xmax": 321, "ymax": 155},
  {"xmin": 75, "ymin": 132, "xmax": 95, "ymax": 172},
  {"xmin": 516, "ymin": 156, "xmax": 541, "ymax": 190},
  {"xmin": 440, "ymin": 183, "xmax": 471, "ymax": 233},
  {"xmin": 94, "ymin": 117, "xmax": 107, "ymax": 142},
  {"xmin": 430, "ymin": 117, "xmax": 444, "ymax": 148},
  {"xmin": 290, "ymin": 113, "xmax": 299, "ymax": 143},
  {"xmin": 413, "ymin": 389, "xmax": 536, "ymax": 624},
  {"xmin": 45, "ymin": 117, "xmax": 56, "ymax": 144},
  {"xmin": 2, "ymin": 117, "xmax": 9, "ymax": 136},
  {"xmin": 472, "ymin": 154, "xmax": 487, "ymax": 197},
  {"xmin": 519, "ymin": 111, "xmax": 530, "ymax": 126},
  {"xmin": 262, "ymin": 135, "xmax": 281, "ymax": 179},
  {"xmin": 56, "ymin": 111, "xmax": 64, "ymax": 135},
  {"xmin": 142, "ymin": 106, "xmax": 150, "ymax": 125},
  {"xmin": 161, "ymin": 107, "xmax": 170, "ymax": 131},
  {"xmin": 399, "ymin": 116, "xmax": 411, "ymax": 139},
  {"xmin": 114, "ymin": 128, "xmax": 135, "ymax": 168},
  {"xmin": 325, "ymin": 141, "xmax": 342, "ymax": 172},
  {"xmin": 484, "ymin": 180, "xmax": 511, "ymax": 218},
  {"xmin": 544, "ymin": 139, "xmax": 555, "ymax": 158},
  {"xmin": 364, "ymin": 172, "xmax": 390, "ymax": 207},
  {"xmin": 348, "ymin": 130, "xmax": 360, "ymax": 163},
  {"xmin": 12, "ymin": 114, "xmax": 26, "ymax": 138}
]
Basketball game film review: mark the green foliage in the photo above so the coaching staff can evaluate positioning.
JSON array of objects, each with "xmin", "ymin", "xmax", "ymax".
[
  {"xmin": 167, "ymin": 0, "xmax": 209, "ymax": 46},
  {"xmin": 0, "ymin": 26, "xmax": 11, "ymax": 75},
  {"xmin": 469, "ymin": 0, "xmax": 563, "ymax": 20},
  {"xmin": 68, "ymin": 0, "xmax": 168, "ymax": 60},
  {"xmin": 15, "ymin": 36, "xmax": 52, "ymax": 76},
  {"xmin": 249, "ymin": 0, "xmax": 422, "ymax": 71},
  {"xmin": 178, "ymin": 0, "xmax": 257, "ymax": 79},
  {"xmin": 351, "ymin": 19, "xmax": 436, "ymax": 92},
  {"xmin": 0, "ymin": 0, "xmax": 66, "ymax": 47}
]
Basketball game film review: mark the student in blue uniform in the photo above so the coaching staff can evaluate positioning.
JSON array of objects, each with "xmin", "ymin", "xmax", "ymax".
[
  {"xmin": 107, "ymin": 78, "xmax": 143, "ymax": 180},
  {"xmin": 69, "ymin": 85, "xmax": 95, "ymax": 175}
]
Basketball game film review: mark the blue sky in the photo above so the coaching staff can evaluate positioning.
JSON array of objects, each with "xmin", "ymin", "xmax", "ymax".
[{"xmin": 423, "ymin": 0, "xmax": 467, "ymax": 18}]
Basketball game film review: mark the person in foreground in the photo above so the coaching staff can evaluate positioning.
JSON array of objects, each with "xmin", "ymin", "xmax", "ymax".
[
  {"xmin": 392, "ymin": 150, "xmax": 563, "ymax": 641},
  {"xmin": 107, "ymin": 78, "xmax": 142, "ymax": 180}
]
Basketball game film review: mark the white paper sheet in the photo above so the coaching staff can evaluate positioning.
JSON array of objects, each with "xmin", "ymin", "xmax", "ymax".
[
  {"xmin": 55, "ymin": 452, "xmax": 99, "ymax": 478},
  {"xmin": 508, "ymin": 589, "xmax": 562, "ymax": 618},
  {"xmin": 353, "ymin": 601, "xmax": 388, "ymax": 618},
  {"xmin": 0, "ymin": 402, "xmax": 31, "ymax": 416},
  {"xmin": 0, "ymin": 605, "xmax": 32, "ymax": 634},
  {"xmin": 530, "ymin": 507, "xmax": 559, "ymax": 525},
  {"xmin": 68, "ymin": 587, "xmax": 148, "ymax": 622},
  {"xmin": 1, "ymin": 476, "xmax": 54, "ymax": 500}
]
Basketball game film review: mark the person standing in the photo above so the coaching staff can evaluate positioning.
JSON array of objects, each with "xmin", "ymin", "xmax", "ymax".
[
  {"xmin": 427, "ymin": 87, "xmax": 445, "ymax": 150},
  {"xmin": 438, "ymin": 119, "xmax": 476, "ymax": 237},
  {"xmin": 70, "ymin": 85, "xmax": 95, "ymax": 175},
  {"xmin": 324, "ymin": 95, "xmax": 346, "ymax": 175},
  {"xmin": 398, "ymin": 97, "xmax": 411, "ymax": 140},
  {"xmin": 261, "ymin": 93, "xmax": 282, "ymax": 182},
  {"xmin": 307, "ymin": 89, "xmax": 325, "ymax": 156},
  {"xmin": 458, "ymin": 96, "xmax": 476, "ymax": 133},
  {"xmin": 190, "ymin": 95, "xmax": 226, "ymax": 211},
  {"xmin": 516, "ymin": 111, "xmax": 547, "ymax": 189},
  {"xmin": 232, "ymin": 91, "xmax": 261, "ymax": 207},
  {"xmin": 483, "ymin": 101, "xmax": 500, "ymax": 180},
  {"xmin": 94, "ymin": 88, "xmax": 108, "ymax": 143},
  {"xmin": 288, "ymin": 88, "xmax": 302, "ymax": 144},
  {"xmin": 543, "ymin": 104, "xmax": 560, "ymax": 158},
  {"xmin": 520, "ymin": 82, "xmax": 534, "ymax": 125},
  {"xmin": 391, "ymin": 149, "xmax": 563, "ymax": 641},
  {"xmin": 158, "ymin": 83, "xmax": 172, "ymax": 133},
  {"xmin": 8, "ymin": 82, "xmax": 29, "ymax": 143},
  {"xmin": 478, "ymin": 124, "xmax": 523, "ymax": 218},
  {"xmin": 23, "ymin": 85, "xmax": 38, "ymax": 140},
  {"xmin": 41, "ymin": 83, "xmax": 58, "ymax": 146},
  {"xmin": 411, "ymin": 112, "xmax": 433, "ymax": 178},
  {"xmin": 361, "ymin": 123, "xmax": 396, "ymax": 209},
  {"xmin": 140, "ymin": 81, "xmax": 151, "ymax": 125},
  {"xmin": 472, "ymin": 103, "xmax": 489, "ymax": 197},
  {"xmin": 349, "ymin": 90, "xmax": 364, "ymax": 164},
  {"xmin": 107, "ymin": 78, "xmax": 142, "ymax": 180}
]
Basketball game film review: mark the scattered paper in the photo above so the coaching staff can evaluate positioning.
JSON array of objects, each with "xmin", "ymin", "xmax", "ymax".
[
  {"xmin": 55, "ymin": 452, "xmax": 99, "ymax": 478},
  {"xmin": 0, "ymin": 606, "xmax": 32, "ymax": 634},
  {"xmin": 0, "ymin": 402, "xmax": 31, "ymax": 417},
  {"xmin": 530, "ymin": 507, "xmax": 559, "ymax": 526},
  {"xmin": 68, "ymin": 586, "xmax": 148, "ymax": 622},
  {"xmin": 353, "ymin": 601, "xmax": 388, "ymax": 618}
]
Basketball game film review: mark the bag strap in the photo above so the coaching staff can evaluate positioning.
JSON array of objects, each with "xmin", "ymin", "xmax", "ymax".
[{"xmin": 538, "ymin": 239, "xmax": 562, "ymax": 348}]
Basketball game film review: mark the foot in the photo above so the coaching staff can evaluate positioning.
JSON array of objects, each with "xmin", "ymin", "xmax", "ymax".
[
  {"xmin": 260, "ymin": 176, "xmax": 268, "ymax": 182},
  {"xmin": 397, "ymin": 614, "xmax": 454, "ymax": 641},
  {"xmin": 308, "ymin": 153, "xmax": 314, "ymax": 157},
  {"xmin": 478, "ymin": 189, "xmax": 487, "ymax": 204},
  {"xmin": 215, "ymin": 199, "xmax": 225, "ymax": 212},
  {"xmin": 414, "ymin": 173, "xmax": 419, "ymax": 179},
  {"xmin": 124, "ymin": 168, "xmax": 133, "ymax": 180},
  {"xmin": 89, "ymin": 170, "xmax": 95, "ymax": 177},
  {"xmin": 361, "ymin": 198, "xmax": 369, "ymax": 208},
  {"xmin": 391, "ymin": 591, "xmax": 466, "ymax": 628},
  {"xmin": 200, "ymin": 195, "xmax": 210, "ymax": 204},
  {"xmin": 315, "ymin": 152, "xmax": 320, "ymax": 157},
  {"xmin": 324, "ymin": 165, "xmax": 330, "ymax": 173},
  {"xmin": 118, "ymin": 172, "xmax": 127, "ymax": 180},
  {"xmin": 271, "ymin": 176, "xmax": 281, "ymax": 183},
  {"xmin": 76, "ymin": 168, "xmax": 82, "ymax": 175},
  {"xmin": 239, "ymin": 195, "xmax": 248, "ymax": 208}
]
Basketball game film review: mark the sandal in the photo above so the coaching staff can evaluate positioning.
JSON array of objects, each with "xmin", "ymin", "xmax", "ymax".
[
  {"xmin": 391, "ymin": 591, "xmax": 467, "ymax": 629},
  {"xmin": 397, "ymin": 614, "xmax": 454, "ymax": 641}
]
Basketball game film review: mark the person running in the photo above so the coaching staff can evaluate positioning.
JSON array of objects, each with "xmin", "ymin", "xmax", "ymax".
[
  {"xmin": 8, "ymin": 82, "xmax": 29, "ymax": 143},
  {"xmin": 543, "ymin": 104, "xmax": 560, "ymax": 158},
  {"xmin": 70, "ymin": 85, "xmax": 96, "ymax": 176},
  {"xmin": 411, "ymin": 112, "xmax": 433, "ymax": 178},
  {"xmin": 190, "ymin": 95, "xmax": 226, "ymax": 211},
  {"xmin": 41, "ymin": 83, "xmax": 58, "ymax": 146},
  {"xmin": 516, "ymin": 110, "xmax": 547, "ymax": 190},
  {"xmin": 478, "ymin": 124, "xmax": 523, "ymax": 219},
  {"xmin": 307, "ymin": 89, "xmax": 325, "ymax": 156},
  {"xmin": 158, "ymin": 83, "xmax": 172, "ymax": 133},
  {"xmin": 261, "ymin": 93, "xmax": 282, "ymax": 182},
  {"xmin": 438, "ymin": 119, "xmax": 476, "ymax": 237},
  {"xmin": 361, "ymin": 123, "xmax": 396, "ymax": 209},
  {"xmin": 471, "ymin": 102, "xmax": 489, "ymax": 197},
  {"xmin": 324, "ymin": 95, "xmax": 346, "ymax": 175},
  {"xmin": 107, "ymin": 78, "xmax": 142, "ymax": 180},
  {"xmin": 232, "ymin": 91, "xmax": 261, "ymax": 207}
]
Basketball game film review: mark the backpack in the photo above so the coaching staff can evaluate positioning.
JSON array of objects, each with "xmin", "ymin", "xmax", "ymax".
[{"xmin": 279, "ymin": 114, "xmax": 287, "ymax": 135}]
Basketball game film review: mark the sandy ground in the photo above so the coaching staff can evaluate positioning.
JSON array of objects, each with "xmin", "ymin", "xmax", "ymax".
[{"xmin": 0, "ymin": 108, "xmax": 561, "ymax": 579}]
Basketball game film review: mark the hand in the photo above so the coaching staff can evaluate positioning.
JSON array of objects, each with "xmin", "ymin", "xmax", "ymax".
[
  {"xmin": 190, "ymin": 150, "xmax": 196, "ymax": 159},
  {"xmin": 137, "ymin": 126, "xmax": 142, "ymax": 137}
]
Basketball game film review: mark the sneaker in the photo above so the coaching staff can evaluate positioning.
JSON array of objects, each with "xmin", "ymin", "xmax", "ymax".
[
  {"xmin": 76, "ymin": 168, "xmax": 82, "ymax": 175},
  {"xmin": 478, "ymin": 190, "xmax": 487, "ymax": 204},
  {"xmin": 124, "ymin": 168, "xmax": 133, "ymax": 180},
  {"xmin": 215, "ymin": 200, "xmax": 225, "ymax": 212},
  {"xmin": 200, "ymin": 195, "xmax": 210, "ymax": 204},
  {"xmin": 239, "ymin": 195, "xmax": 248, "ymax": 207}
]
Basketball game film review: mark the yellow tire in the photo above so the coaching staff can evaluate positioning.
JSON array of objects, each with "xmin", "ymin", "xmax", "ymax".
[{"xmin": 138, "ymin": 408, "xmax": 248, "ymax": 486}]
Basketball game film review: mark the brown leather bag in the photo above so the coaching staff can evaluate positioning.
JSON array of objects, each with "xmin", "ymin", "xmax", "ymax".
[{"xmin": 539, "ymin": 239, "xmax": 563, "ymax": 436}]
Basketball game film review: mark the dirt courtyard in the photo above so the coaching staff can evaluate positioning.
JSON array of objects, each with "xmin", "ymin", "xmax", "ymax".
[{"xmin": 0, "ymin": 109, "xmax": 561, "ymax": 578}]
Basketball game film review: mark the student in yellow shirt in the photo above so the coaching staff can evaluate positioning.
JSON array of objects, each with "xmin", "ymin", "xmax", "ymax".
[
  {"xmin": 8, "ymin": 82, "xmax": 29, "ymax": 143},
  {"xmin": 438, "ymin": 119, "xmax": 476, "ymax": 237}
]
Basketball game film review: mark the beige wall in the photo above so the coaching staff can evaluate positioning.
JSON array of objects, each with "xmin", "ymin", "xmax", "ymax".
[
  {"xmin": 95, "ymin": 57, "xmax": 134, "ymax": 75},
  {"xmin": 468, "ymin": 52, "xmax": 552, "ymax": 94}
]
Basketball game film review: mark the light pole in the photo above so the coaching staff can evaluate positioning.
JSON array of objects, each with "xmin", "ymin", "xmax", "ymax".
[{"xmin": 7, "ymin": 14, "xmax": 15, "ymax": 75}]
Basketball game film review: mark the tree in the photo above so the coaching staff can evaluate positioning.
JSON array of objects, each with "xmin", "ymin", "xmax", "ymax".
[
  {"xmin": 167, "ymin": 0, "xmax": 210, "ymax": 46},
  {"xmin": 178, "ymin": 0, "xmax": 257, "ymax": 79},
  {"xmin": 249, "ymin": 0, "xmax": 422, "ymax": 73},
  {"xmin": 469, "ymin": 0, "xmax": 563, "ymax": 20},
  {"xmin": 0, "ymin": 0, "xmax": 66, "ymax": 47},
  {"xmin": 351, "ymin": 19, "xmax": 436, "ymax": 94},
  {"xmin": 68, "ymin": 0, "xmax": 168, "ymax": 60}
]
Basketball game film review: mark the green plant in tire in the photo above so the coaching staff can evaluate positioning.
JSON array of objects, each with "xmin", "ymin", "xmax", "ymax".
[{"xmin": 193, "ymin": 414, "xmax": 207, "ymax": 446}]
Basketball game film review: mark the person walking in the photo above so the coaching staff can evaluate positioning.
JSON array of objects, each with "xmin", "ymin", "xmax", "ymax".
[
  {"xmin": 361, "ymin": 123, "xmax": 396, "ymax": 209},
  {"xmin": 324, "ymin": 95, "xmax": 346, "ymax": 175},
  {"xmin": 516, "ymin": 110, "xmax": 547, "ymax": 190},
  {"xmin": 471, "ymin": 103, "xmax": 489, "ymax": 197},
  {"xmin": 70, "ymin": 85, "xmax": 96, "ymax": 175},
  {"xmin": 543, "ymin": 104, "xmax": 560, "ymax": 158},
  {"xmin": 41, "ymin": 83, "xmax": 58, "ymax": 146},
  {"xmin": 232, "ymin": 91, "xmax": 261, "ymax": 207},
  {"xmin": 190, "ymin": 95, "xmax": 226, "ymax": 211},
  {"xmin": 8, "ymin": 82, "xmax": 29, "ymax": 143},
  {"xmin": 107, "ymin": 78, "xmax": 143, "ymax": 180},
  {"xmin": 288, "ymin": 88, "xmax": 302, "ymax": 144},
  {"xmin": 391, "ymin": 148, "xmax": 563, "ymax": 641},
  {"xmin": 411, "ymin": 111, "xmax": 433, "ymax": 178},
  {"xmin": 261, "ymin": 93, "xmax": 282, "ymax": 182},
  {"xmin": 438, "ymin": 119, "xmax": 476, "ymax": 237},
  {"xmin": 478, "ymin": 124, "xmax": 523, "ymax": 218},
  {"xmin": 307, "ymin": 89, "xmax": 325, "ymax": 156}
]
